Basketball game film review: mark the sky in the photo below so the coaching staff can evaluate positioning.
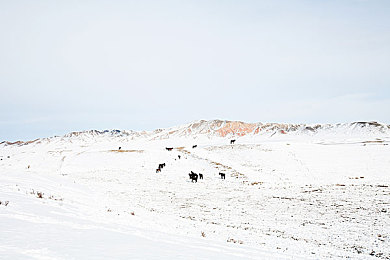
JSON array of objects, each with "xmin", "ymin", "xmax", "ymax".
[{"xmin": 1, "ymin": 0, "xmax": 389, "ymax": 141}]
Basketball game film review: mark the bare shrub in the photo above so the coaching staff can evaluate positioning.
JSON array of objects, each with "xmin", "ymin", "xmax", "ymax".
[{"xmin": 0, "ymin": 201, "xmax": 10, "ymax": 206}]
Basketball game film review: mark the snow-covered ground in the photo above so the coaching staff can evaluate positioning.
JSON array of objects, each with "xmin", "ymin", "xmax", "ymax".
[{"xmin": 1, "ymin": 121, "xmax": 389, "ymax": 259}]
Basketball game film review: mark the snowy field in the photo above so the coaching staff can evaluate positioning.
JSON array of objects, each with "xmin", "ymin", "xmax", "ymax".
[{"xmin": 1, "ymin": 121, "xmax": 390, "ymax": 259}]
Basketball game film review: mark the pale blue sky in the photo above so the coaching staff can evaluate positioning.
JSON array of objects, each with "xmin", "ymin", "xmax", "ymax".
[{"xmin": 1, "ymin": 0, "xmax": 389, "ymax": 141}]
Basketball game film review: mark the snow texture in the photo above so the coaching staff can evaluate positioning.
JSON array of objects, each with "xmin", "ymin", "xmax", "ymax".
[{"xmin": 1, "ymin": 120, "xmax": 389, "ymax": 259}]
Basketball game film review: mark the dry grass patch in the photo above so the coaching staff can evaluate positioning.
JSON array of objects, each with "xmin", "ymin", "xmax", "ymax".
[
  {"xmin": 109, "ymin": 149, "xmax": 144, "ymax": 153},
  {"xmin": 362, "ymin": 140, "xmax": 384, "ymax": 144},
  {"xmin": 251, "ymin": 181, "xmax": 263, "ymax": 186},
  {"xmin": 227, "ymin": 238, "xmax": 243, "ymax": 244}
]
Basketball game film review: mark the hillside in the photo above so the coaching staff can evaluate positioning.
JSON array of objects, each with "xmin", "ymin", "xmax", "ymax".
[
  {"xmin": 2, "ymin": 120, "xmax": 390, "ymax": 146},
  {"xmin": 1, "ymin": 120, "xmax": 390, "ymax": 259}
]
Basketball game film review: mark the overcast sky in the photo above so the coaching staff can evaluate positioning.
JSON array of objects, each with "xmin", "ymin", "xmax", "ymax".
[{"xmin": 1, "ymin": 0, "xmax": 389, "ymax": 141}]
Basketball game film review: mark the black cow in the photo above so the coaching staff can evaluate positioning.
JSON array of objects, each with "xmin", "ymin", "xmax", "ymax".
[
  {"xmin": 199, "ymin": 173, "xmax": 203, "ymax": 179},
  {"xmin": 219, "ymin": 172, "xmax": 226, "ymax": 179},
  {"xmin": 230, "ymin": 140, "xmax": 236, "ymax": 144},
  {"xmin": 166, "ymin": 147, "xmax": 173, "ymax": 151},
  {"xmin": 178, "ymin": 155, "xmax": 181, "ymax": 159},
  {"xmin": 118, "ymin": 147, "xmax": 121, "ymax": 150},
  {"xmin": 189, "ymin": 172, "xmax": 198, "ymax": 183},
  {"xmin": 158, "ymin": 163, "xmax": 166, "ymax": 169},
  {"xmin": 192, "ymin": 145, "xmax": 197, "ymax": 148}
]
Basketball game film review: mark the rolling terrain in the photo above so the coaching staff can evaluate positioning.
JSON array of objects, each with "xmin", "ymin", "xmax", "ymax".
[{"xmin": 1, "ymin": 120, "xmax": 390, "ymax": 259}]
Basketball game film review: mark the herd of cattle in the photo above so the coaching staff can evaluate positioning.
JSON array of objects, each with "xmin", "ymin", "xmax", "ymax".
[{"xmin": 157, "ymin": 139, "xmax": 235, "ymax": 183}]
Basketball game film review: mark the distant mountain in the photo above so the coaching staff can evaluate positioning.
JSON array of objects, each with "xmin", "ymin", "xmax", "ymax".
[
  {"xmin": 148, "ymin": 120, "xmax": 390, "ymax": 139},
  {"xmin": 1, "ymin": 120, "xmax": 389, "ymax": 146}
]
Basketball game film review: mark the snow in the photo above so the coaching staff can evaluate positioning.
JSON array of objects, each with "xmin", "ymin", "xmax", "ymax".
[{"xmin": 1, "ymin": 121, "xmax": 389, "ymax": 259}]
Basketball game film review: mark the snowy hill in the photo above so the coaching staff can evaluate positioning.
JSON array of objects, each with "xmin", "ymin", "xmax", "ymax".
[
  {"xmin": 2, "ymin": 120, "xmax": 390, "ymax": 146},
  {"xmin": 1, "ymin": 120, "xmax": 390, "ymax": 259}
]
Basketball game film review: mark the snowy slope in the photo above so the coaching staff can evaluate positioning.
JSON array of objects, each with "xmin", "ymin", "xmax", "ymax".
[
  {"xmin": 2, "ymin": 120, "xmax": 389, "ymax": 146},
  {"xmin": 1, "ymin": 120, "xmax": 390, "ymax": 259}
]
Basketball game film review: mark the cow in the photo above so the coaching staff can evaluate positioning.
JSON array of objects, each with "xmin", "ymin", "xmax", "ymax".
[
  {"xmin": 158, "ymin": 163, "xmax": 166, "ymax": 169},
  {"xmin": 156, "ymin": 168, "xmax": 161, "ymax": 173},
  {"xmin": 192, "ymin": 145, "xmax": 197, "ymax": 148},
  {"xmin": 189, "ymin": 172, "xmax": 198, "ymax": 183},
  {"xmin": 166, "ymin": 147, "xmax": 173, "ymax": 151},
  {"xmin": 230, "ymin": 140, "xmax": 236, "ymax": 144},
  {"xmin": 118, "ymin": 147, "xmax": 121, "ymax": 150},
  {"xmin": 219, "ymin": 172, "xmax": 226, "ymax": 179},
  {"xmin": 178, "ymin": 155, "xmax": 181, "ymax": 159},
  {"xmin": 199, "ymin": 173, "xmax": 203, "ymax": 179}
]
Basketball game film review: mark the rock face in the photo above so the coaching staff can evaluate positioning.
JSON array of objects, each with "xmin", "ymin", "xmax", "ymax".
[
  {"xmin": 215, "ymin": 121, "xmax": 257, "ymax": 137},
  {"xmin": 157, "ymin": 120, "xmax": 306, "ymax": 138},
  {"xmin": 176, "ymin": 120, "xmax": 258, "ymax": 137}
]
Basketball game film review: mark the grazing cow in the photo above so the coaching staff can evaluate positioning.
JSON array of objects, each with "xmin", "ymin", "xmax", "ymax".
[
  {"xmin": 199, "ymin": 173, "xmax": 203, "ymax": 179},
  {"xmin": 118, "ymin": 147, "xmax": 121, "ymax": 150},
  {"xmin": 189, "ymin": 172, "xmax": 198, "ymax": 183},
  {"xmin": 156, "ymin": 168, "xmax": 161, "ymax": 173},
  {"xmin": 192, "ymin": 145, "xmax": 197, "ymax": 148},
  {"xmin": 230, "ymin": 139, "xmax": 236, "ymax": 144},
  {"xmin": 166, "ymin": 147, "xmax": 173, "ymax": 151},
  {"xmin": 178, "ymin": 155, "xmax": 181, "ymax": 159},
  {"xmin": 219, "ymin": 172, "xmax": 226, "ymax": 179}
]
